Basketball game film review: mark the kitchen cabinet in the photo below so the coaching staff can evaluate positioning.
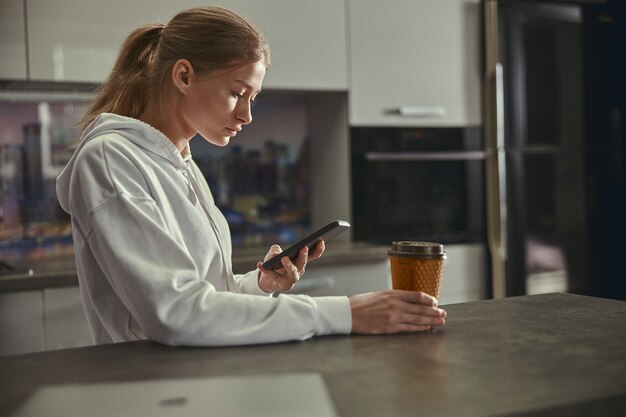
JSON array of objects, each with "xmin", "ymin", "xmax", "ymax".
[
  {"xmin": 437, "ymin": 243, "xmax": 487, "ymax": 304},
  {"xmin": 294, "ymin": 259, "xmax": 392, "ymax": 297},
  {"xmin": 218, "ymin": 0, "xmax": 347, "ymax": 90},
  {"xmin": 0, "ymin": 291, "xmax": 43, "ymax": 356},
  {"xmin": 0, "ymin": 288, "xmax": 91, "ymax": 357},
  {"xmin": 43, "ymin": 287, "xmax": 91, "ymax": 351},
  {"xmin": 347, "ymin": 0, "xmax": 482, "ymax": 126},
  {"xmin": 0, "ymin": 0, "xmax": 28, "ymax": 79},
  {"xmin": 25, "ymin": 0, "xmax": 347, "ymax": 90}
]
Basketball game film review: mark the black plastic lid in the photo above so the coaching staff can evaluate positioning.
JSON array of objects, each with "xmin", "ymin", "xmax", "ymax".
[{"xmin": 388, "ymin": 241, "xmax": 446, "ymax": 259}]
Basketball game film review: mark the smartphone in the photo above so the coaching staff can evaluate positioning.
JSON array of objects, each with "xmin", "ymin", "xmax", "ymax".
[{"xmin": 261, "ymin": 220, "xmax": 350, "ymax": 271}]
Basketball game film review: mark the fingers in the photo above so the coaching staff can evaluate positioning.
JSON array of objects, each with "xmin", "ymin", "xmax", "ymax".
[
  {"xmin": 394, "ymin": 290, "xmax": 446, "ymax": 325},
  {"xmin": 280, "ymin": 254, "xmax": 300, "ymax": 277},
  {"xmin": 403, "ymin": 301, "xmax": 446, "ymax": 319},
  {"xmin": 257, "ymin": 256, "xmax": 301, "ymax": 292},
  {"xmin": 263, "ymin": 244, "xmax": 283, "ymax": 262},
  {"xmin": 394, "ymin": 289, "xmax": 439, "ymax": 307},
  {"xmin": 393, "ymin": 324, "xmax": 433, "ymax": 333},
  {"xmin": 349, "ymin": 291, "xmax": 447, "ymax": 334},
  {"xmin": 258, "ymin": 239, "xmax": 326, "ymax": 293},
  {"xmin": 293, "ymin": 246, "xmax": 309, "ymax": 274},
  {"xmin": 399, "ymin": 309, "xmax": 446, "ymax": 327},
  {"xmin": 308, "ymin": 240, "xmax": 325, "ymax": 261}
]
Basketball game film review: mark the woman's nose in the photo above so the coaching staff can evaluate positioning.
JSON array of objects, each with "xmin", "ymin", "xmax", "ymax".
[{"xmin": 237, "ymin": 100, "xmax": 253, "ymax": 125}]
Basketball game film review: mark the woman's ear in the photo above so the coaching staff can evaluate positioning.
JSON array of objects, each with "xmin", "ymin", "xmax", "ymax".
[{"xmin": 171, "ymin": 59, "xmax": 195, "ymax": 95}]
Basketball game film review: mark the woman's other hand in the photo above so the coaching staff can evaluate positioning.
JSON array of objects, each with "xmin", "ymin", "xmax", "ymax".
[
  {"xmin": 257, "ymin": 240, "xmax": 325, "ymax": 293},
  {"xmin": 349, "ymin": 290, "xmax": 446, "ymax": 333}
]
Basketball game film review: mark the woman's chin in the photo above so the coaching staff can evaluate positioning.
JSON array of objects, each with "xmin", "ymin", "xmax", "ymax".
[{"xmin": 204, "ymin": 135, "xmax": 230, "ymax": 147}]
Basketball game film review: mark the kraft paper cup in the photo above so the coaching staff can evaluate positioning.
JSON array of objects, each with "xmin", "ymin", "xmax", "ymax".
[{"xmin": 388, "ymin": 241, "xmax": 446, "ymax": 299}]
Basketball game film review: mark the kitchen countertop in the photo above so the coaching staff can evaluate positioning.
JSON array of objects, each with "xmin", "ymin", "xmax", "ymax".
[
  {"xmin": 0, "ymin": 241, "xmax": 390, "ymax": 292},
  {"xmin": 1, "ymin": 293, "xmax": 624, "ymax": 417}
]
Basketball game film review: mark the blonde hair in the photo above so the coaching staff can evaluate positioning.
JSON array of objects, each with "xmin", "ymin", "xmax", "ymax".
[{"xmin": 78, "ymin": 6, "xmax": 270, "ymax": 135}]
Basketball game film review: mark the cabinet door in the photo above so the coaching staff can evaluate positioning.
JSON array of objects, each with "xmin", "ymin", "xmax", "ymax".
[
  {"xmin": 293, "ymin": 260, "xmax": 392, "ymax": 296},
  {"xmin": 0, "ymin": 291, "xmax": 44, "ymax": 356},
  {"xmin": 44, "ymin": 287, "xmax": 92, "ymax": 351},
  {"xmin": 348, "ymin": 0, "xmax": 481, "ymax": 126},
  {"xmin": 0, "ymin": 0, "xmax": 28, "ymax": 79},
  {"xmin": 26, "ymin": 0, "xmax": 168, "ymax": 82},
  {"xmin": 216, "ymin": 0, "xmax": 348, "ymax": 90},
  {"xmin": 438, "ymin": 243, "xmax": 487, "ymax": 305},
  {"xmin": 26, "ymin": 0, "xmax": 347, "ymax": 90}
]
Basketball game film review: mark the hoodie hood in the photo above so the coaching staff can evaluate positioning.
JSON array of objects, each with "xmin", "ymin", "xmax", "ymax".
[{"xmin": 56, "ymin": 113, "xmax": 188, "ymax": 214}]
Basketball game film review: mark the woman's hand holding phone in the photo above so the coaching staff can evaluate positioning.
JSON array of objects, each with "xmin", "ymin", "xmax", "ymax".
[{"xmin": 257, "ymin": 240, "xmax": 325, "ymax": 293}]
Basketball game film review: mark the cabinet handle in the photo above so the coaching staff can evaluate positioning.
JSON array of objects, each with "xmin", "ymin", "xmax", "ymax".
[
  {"xmin": 392, "ymin": 106, "xmax": 446, "ymax": 117},
  {"xmin": 365, "ymin": 151, "xmax": 486, "ymax": 161}
]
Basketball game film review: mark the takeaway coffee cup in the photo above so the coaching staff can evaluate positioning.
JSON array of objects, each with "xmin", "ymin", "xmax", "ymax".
[{"xmin": 388, "ymin": 241, "xmax": 447, "ymax": 298}]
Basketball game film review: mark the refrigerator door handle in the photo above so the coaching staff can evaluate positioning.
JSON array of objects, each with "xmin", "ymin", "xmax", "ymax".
[
  {"xmin": 484, "ymin": 0, "xmax": 508, "ymax": 298},
  {"xmin": 495, "ymin": 62, "xmax": 508, "ymax": 261}
]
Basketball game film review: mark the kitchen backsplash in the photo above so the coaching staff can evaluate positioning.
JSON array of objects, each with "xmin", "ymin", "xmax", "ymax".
[{"xmin": 0, "ymin": 94, "xmax": 311, "ymax": 262}]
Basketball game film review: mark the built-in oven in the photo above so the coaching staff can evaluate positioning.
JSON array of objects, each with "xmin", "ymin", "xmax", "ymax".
[
  {"xmin": 350, "ymin": 127, "xmax": 489, "ymax": 303},
  {"xmin": 351, "ymin": 127, "xmax": 486, "ymax": 245}
]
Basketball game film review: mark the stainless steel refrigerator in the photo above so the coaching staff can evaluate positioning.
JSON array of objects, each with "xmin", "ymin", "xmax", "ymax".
[{"xmin": 483, "ymin": 0, "xmax": 626, "ymax": 300}]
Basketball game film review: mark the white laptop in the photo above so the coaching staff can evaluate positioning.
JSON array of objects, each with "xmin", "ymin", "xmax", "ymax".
[{"xmin": 12, "ymin": 373, "xmax": 338, "ymax": 417}]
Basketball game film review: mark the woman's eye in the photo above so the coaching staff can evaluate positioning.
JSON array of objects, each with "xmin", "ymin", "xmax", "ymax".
[{"xmin": 232, "ymin": 92, "xmax": 244, "ymax": 99}]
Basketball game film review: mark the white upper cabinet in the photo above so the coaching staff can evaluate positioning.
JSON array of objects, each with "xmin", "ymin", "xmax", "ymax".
[
  {"xmin": 25, "ymin": 0, "xmax": 347, "ymax": 90},
  {"xmin": 26, "ymin": 0, "xmax": 148, "ymax": 83},
  {"xmin": 221, "ymin": 1, "xmax": 348, "ymax": 90},
  {"xmin": 347, "ymin": 0, "xmax": 482, "ymax": 126},
  {"xmin": 0, "ymin": 0, "xmax": 27, "ymax": 79}
]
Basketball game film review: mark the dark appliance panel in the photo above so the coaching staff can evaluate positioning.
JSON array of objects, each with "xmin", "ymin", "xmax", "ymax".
[{"xmin": 351, "ymin": 127, "xmax": 485, "ymax": 246}]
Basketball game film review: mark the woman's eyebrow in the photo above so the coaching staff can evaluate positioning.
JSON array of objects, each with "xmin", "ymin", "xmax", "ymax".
[{"xmin": 235, "ymin": 79, "xmax": 261, "ymax": 94}]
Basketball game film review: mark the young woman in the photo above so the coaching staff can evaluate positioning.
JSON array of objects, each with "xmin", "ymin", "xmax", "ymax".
[{"xmin": 56, "ymin": 6, "xmax": 446, "ymax": 346}]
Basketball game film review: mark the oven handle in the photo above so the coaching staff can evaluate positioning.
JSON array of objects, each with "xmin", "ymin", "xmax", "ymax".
[{"xmin": 365, "ymin": 151, "xmax": 487, "ymax": 161}]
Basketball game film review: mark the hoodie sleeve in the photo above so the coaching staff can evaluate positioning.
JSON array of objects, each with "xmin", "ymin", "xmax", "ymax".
[
  {"xmin": 86, "ymin": 192, "xmax": 351, "ymax": 346},
  {"xmin": 72, "ymin": 138, "xmax": 351, "ymax": 347},
  {"xmin": 233, "ymin": 269, "xmax": 271, "ymax": 296}
]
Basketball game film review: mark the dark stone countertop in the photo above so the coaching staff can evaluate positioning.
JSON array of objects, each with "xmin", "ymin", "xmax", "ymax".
[
  {"xmin": 1, "ymin": 293, "xmax": 624, "ymax": 417},
  {"xmin": 0, "ymin": 241, "xmax": 389, "ymax": 292}
]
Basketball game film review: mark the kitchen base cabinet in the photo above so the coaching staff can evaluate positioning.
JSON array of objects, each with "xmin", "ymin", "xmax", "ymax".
[
  {"xmin": 293, "ymin": 260, "xmax": 392, "ymax": 297},
  {"xmin": 43, "ymin": 287, "xmax": 92, "ymax": 351},
  {"xmin": 0, "ymin": 288, "xmax": 92, "ymax": 357},
  {"xmin": 0, "ymin": 291, "xmax": 44, "ymax": 356},
  {"xmin": 438, "ymin": 243, "xmax": 488, "ymax": 305}
]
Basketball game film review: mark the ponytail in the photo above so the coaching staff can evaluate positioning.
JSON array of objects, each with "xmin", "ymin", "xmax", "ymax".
[{"xmin": 78, "ymin": 23, "xmax": 163, "ymax": 135}]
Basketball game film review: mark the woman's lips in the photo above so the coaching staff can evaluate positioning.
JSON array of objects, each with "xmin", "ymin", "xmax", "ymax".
[{"xmin": 226, "ymin": 127, "xmax": 240, "ymax": 137}]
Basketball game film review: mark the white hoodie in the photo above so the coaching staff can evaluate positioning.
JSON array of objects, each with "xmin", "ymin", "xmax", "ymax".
[{"xmin": 56, "ymin": 113, "xmax": 352, "ymax": 346}]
